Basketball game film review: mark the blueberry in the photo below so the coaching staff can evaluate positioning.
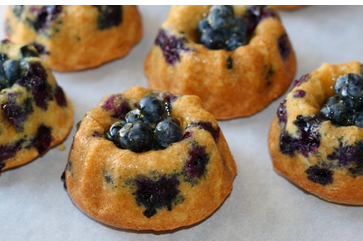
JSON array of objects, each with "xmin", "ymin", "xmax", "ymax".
[
  {"xmin": 226, "ymin": 33, "xmax": 247, "ymax": 51},
  {"xmin": 96, "ymin": 6, "xmax": 123, "ymax": 30},
  {"xmin": 118, "ymin": 121, "xmax": 153, "ymax": 152},
  {"xmin": 325, "ymin": 95, "xmax": 340, "ymax": 106},
  {"xmin": 4, "ymin": 60, "xmax": 21, "ymax": 85},
  {"xmin": 335, "ymin": 73, "xmax": 363, "ymax": 94},
  {"xmin": 341, "ymin": 95, "xmax": 363, "ymax": 110},
  {"xmin": 107, "ymin": 120, "xmax": 126, "ymax": 140},
  {"xmin": 0, "ymin": 53, "xmax": 7, "ymax": 62},
  {"xmin": 125, "ymin": 109, "xmax": 142, "ymax": 123},
  {"xmin": 197, "ymin": 18, "xmax": 210, "ymax": 34},
  {"xmin": 208, "ymin": 5, "xmax": 234, "ymax": 30},
  {"xmin": 155, "ymin": 120, "xmax": 183, "ymax": 148},
  {"xmin": 200, "ymin": 28, "xmax": 226, "ymax": 50},
  {"xmin": 354, "ymin": 112, "xmax": 363, "ymax": 127},
  {"xmin": 20, "ymin": 46, "xmax": 38, "ymax": 58},
  {"xmin": 340, "ymin": 83, "xmax": 363, "ymax": 98},
  {"xmin": 330, "ymin": 102, "xmax": 349, "ymax": 124},
  {"xmin": 163, "ymin": 117, "xmax": 180, "ymax": 126},
  {"xmin": 233, "ymin": 17, "xmax": 248, "ymax": 34},
  {"xmin": 139, "ymin": 96, "xmax": 165, "ymax": 123}
]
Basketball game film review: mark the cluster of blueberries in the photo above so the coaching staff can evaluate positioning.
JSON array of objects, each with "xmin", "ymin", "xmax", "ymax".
[
  {"xmin": 0, "ymin": 45, "xmax": 40, "ymax": 91},
  {"xmin": 107, "ymin": 96, "xmax": 183, "ymax": 153},
  {"xmin": 320, "ymin": 73, "xmax": 363, "ymax": 127},
  {"xmin": 0, "ymin": 54, "xmax": 23, "ymax": 91},
  {"xmin": 198, "ymin": 5, "xmax": 248, "ymax": 51}
]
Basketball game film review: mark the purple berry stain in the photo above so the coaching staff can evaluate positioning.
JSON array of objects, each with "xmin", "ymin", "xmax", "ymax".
[
  {"xmin": 245, "ymin": 5, "xmax": 276, "ymax": 36},
  {"xmin": 155, "ymin": 29, "xmax": 192, "ymax": 65},
  {"xmin": 94, "ymin": 6, "xmax": 123, "ymax": 30},
  {"xmin": 32, "ymin": 125, "xmax": 52, "ymax": 155},
  {"xmin": 306, "ymin": 165, "xmax": 333, "ymax": 186},
  {"xmin": 33, "ymin": 5, "xmax": 62, "ymax": 33},
  {"xmin": 134, "ymin": 175, "xmax": 181, "ymax": 218},
  {"xmin": 278, "ymin": 34, "xmax": 290, "ymax": 60},
  {"xmin": 279, "ymin": 115, "xmax": 321, "ymax": 157},
  {"xmin": 0, "ymin": 140, "xmax": 24, "ymax": 165},
  {"xmin": 102, "ymin": 95, "xmax": 131, "ymax": 119},
  {"xmin": 182, "ymin": 130, "xmax": 193, "ymax": 140},
  {"xmin": 2, "ymin": 94, "xmax": 33, "ymax": 130},
  {"xmin": 18, "ymin": 62, "xmax": 53, "ymax": 110},
  {"xmin": 293, "ymin": 90, "xmax": 306, "ymax": 98},
  {"xmin": 277, "ymin": 99, "xmax": 287, "ymax": 124},
  {"xmin": 32, "ymin": 42, "xmax": 49, "ymax": 55},
  {"xmin": 54, "ymin": 85, "xmax": 67, "ymax": 107},
  {"xmin": 292, "ymin": 74, "xmax": 309, "ymax": 88},
  {"xmin": 187, "ymin": 122, "xmax": 220, "ymax": 142},
  {"xmin": 185, "ymin": 145, "xmax": 210, "ymax": 179},
  {"xmin": 328, "ymin": 141, "xmax": 363, "ymax": 176}
]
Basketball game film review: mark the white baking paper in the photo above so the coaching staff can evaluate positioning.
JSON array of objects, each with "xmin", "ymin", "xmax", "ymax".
[{"xmin": 1, "ymin": 5, "xmax": 363, "ymax": 241}]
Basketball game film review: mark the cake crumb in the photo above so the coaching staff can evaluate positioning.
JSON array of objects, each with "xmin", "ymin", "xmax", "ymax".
[{"xmin": 58, "ymin": 144, "xmax": 66, "ymax": 151}]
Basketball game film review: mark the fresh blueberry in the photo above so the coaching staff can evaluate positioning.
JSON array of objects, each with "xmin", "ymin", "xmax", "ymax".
[
  {"xmin": 0, "ymin": 53, "xmax": 7, "ymax": 62},
  {"xmin": 354, "ymin": 112, "xmax": 363, "ymax": 127},
  {"xmin": 200, "ymin": 28, "xmax": 226, "ymax": 50},
  {"xmin": 125, "ymin": 109, "xmax": 142, "ymax": 123},
  {"xmin": 3, "ymin": 60, "xmax": 21, "ymax": 85},
  {"xmin": 155, "ymin": 119, "xmax": 183, "ymax": 148},
  {"xmin": 340, "ymin": 83, "xmax": 363, "ymax": 99},
  {"xmin": 335, "ymin": 73, "xmax": 363, "ymax": 94},
  {"xmin": 226, "ymin": 33, "xmax": 247, "ymax": 51},
  {"xmin": 233, "ymin": 17, "xmax": 248, "ymax": 35},
  {"xmin": 330, "ymin": 102, "xmax": 349, "ymax": 124},
  {"xmin": 163, "ymin": 117, "xmax": 180, "ymax": 126},
  {"xmin": 326, "ymin": 95, "xmax": 340, "ymax": 106},
  {"xmin": 208, "ymin": 5, "xmax": 234, "ymax": 30},
  {"xmin": 20, "ymin": 45, "xmax": 38, "ymax": 58},
  {"xmin": 118, "ymin": 121, "xmax": 153, "ymax": 152},
  {"xmin": 139, "ymin": 96, "xmax": 165, "ymax": 123},
  {"xmin": 107, "ymin": 120, "xmax": 126, "ymax": 141},
  {"xmin": 341, "ymin": 95, "xmax": 363, "ymax": 110},
  {"xmin": 197, "ymin": 18, "xmax": 210, "ymax": 34}
]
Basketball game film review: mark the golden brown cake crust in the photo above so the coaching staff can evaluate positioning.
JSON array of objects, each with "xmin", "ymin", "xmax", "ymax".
[
  {"xmin": 269, "ymin": 61, "xmax": 363, "ymax": 205},
  {"xmin": 274, "ymin": 5, "xmax": 305, "ymax": 10},
  {"xmin": 65, "ymin": 86, "xmax": 237, "ymax": 231},
  {"xmin": 0, "ymin": 41, "xmax": 73, "ymax": 171},
  {"xmin": 5, "ymin": 6, "xmax": 142, "ymax": 72},
  {"xmin": 144, "ymin": 5, "xmax": 296, "ymax": 120}
]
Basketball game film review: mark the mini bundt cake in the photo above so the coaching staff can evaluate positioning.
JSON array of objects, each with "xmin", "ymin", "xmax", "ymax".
[
  {"xmin": 145, "ymin": 5, "xmax": 296, "ymax": 119},
  {"xmin": 269, "ymin": 61, "xmax": 363, "ymax": 205},
  {"xmin": 4, "ymin": 5, "xmax": 142, "ymax": 72},
  {"xmin": 0, "ymin": 40, "xmax": 73, "ymax": 172},
  {"xmin": 63, "ymin": 86, "xmax": 237, "ymax": 231}
]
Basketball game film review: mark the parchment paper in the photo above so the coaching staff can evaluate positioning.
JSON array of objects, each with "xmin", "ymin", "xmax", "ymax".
[{"xmin": 1, "ymin": 5, "xmax": 363, "ymax": 241}]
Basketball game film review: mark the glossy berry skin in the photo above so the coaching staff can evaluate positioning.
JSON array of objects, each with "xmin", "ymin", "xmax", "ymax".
[
  {"xmin": 226, "ymin": 33, "xmax": 247, "ymax": 51},
  {"xmin": 208, "ymin": 5, "xmax": 234, "ymax": 30},
  {"xmin": 139, "ymin": 96, "xmax": 165, "ymax": 123},
  {"xmin": 334, "ymin": 73, "xmax": 363, "ymax": 94},
  {"xmin": 3, "ymin": 60, "xmax": 21, "ymax": 85},
  {"xmin": 107, "ymin": 120, "xmax": 126, "ymax": 141},
  {"xmin": 354, "ymin": 112, "xmax": 363, "ymax": 127},
  {"xmin": 197, "ymin": 6, "xmax": 252, "ymax": 51},
  {"xmin": 197, "ymin": 18, "xmax": 210, "ymax": 34},
  {"xmin": 125, "ymin": 109, "xmax": 142, "ymax": 123},
  {"xmin": 118, "ymin": 121, "xmax": 153, "ymax": 153},
  {"xmin": 155, "ymin": 119, "xmax": 183, "ymax": 148},
  {"xmin": 329, "ymin": 102, "xmax": 349, "ymax": 125},
  {"xmin": 200, "ymin": 28, "xmax": 226, "ymax": 50}
]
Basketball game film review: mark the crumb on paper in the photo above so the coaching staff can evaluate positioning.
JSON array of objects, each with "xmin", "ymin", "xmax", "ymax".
[{"xmin": 58, "ymin": 144, "xmax": 66, "ymax": 151}]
